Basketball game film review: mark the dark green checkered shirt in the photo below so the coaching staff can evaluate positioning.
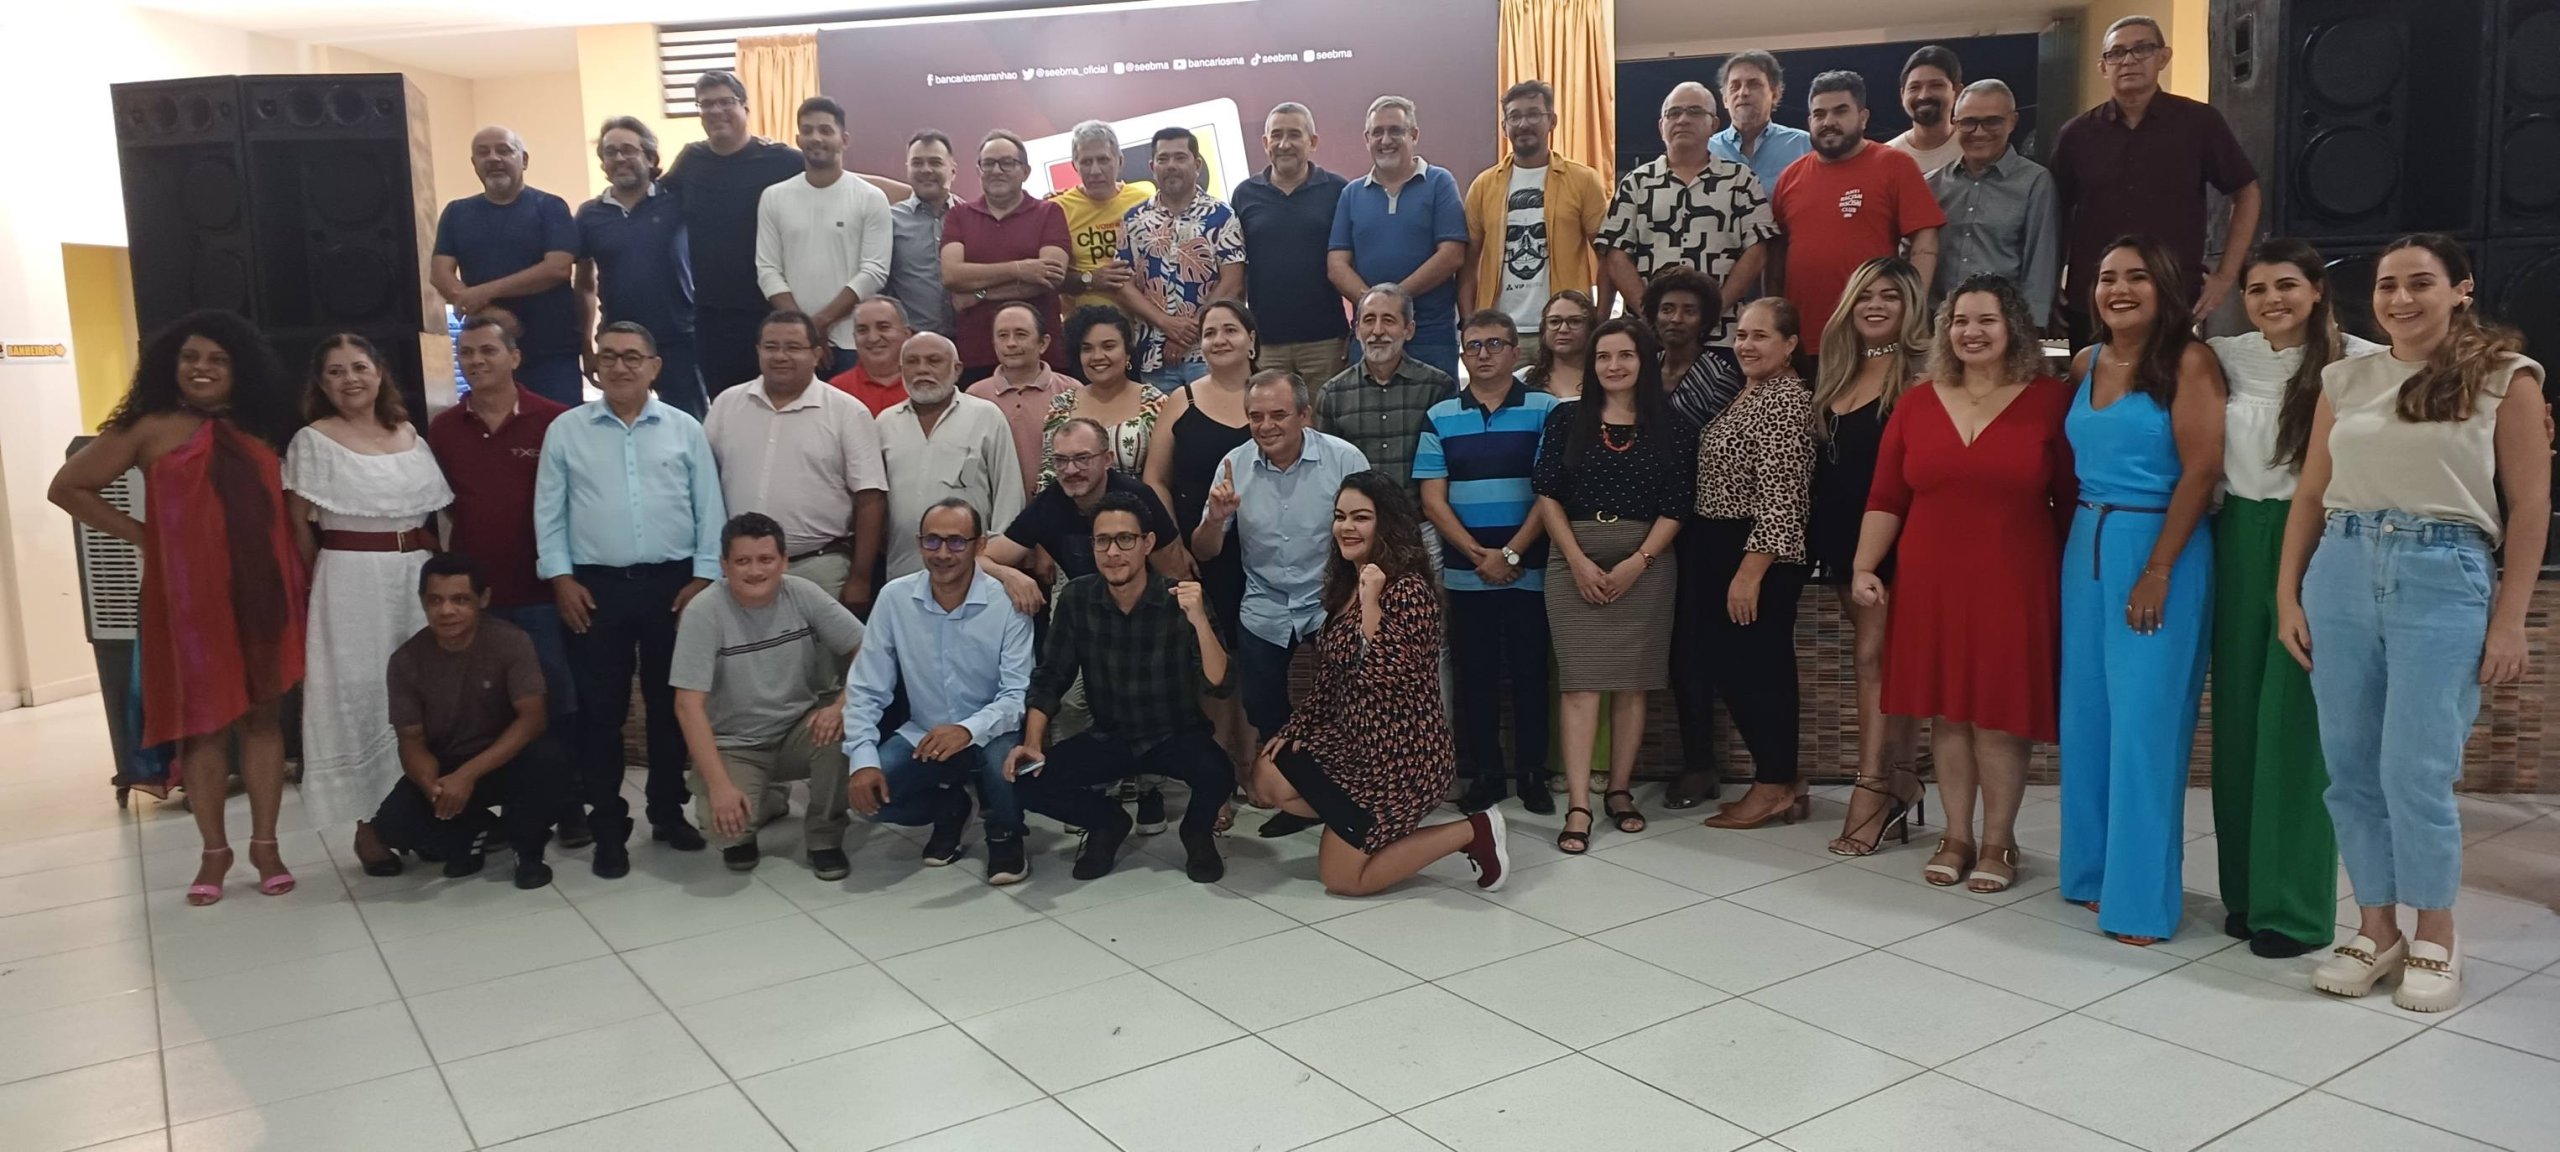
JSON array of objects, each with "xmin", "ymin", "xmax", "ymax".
[{"xmin": 1028, "ymin": 573, "xmax": 1232, "ymax": 754}]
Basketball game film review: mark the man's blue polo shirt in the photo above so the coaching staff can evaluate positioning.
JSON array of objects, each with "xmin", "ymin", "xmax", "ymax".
[
  {"xmin": 433, "ymin": 188, "xmax": 583, "ymax": 356},
  {"xmin": 577, "ymin": 184, "xmax": 695, "ymax": 342},
  {"xmin": 1328, "ymin": 161, "xmax": 1469, "ymax": 350}
]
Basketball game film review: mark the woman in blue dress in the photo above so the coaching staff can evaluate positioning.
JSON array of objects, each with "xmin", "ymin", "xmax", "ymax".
[{"xmin": 2060, "ymin": 235, "xmax": 2227, "ymax": 946}]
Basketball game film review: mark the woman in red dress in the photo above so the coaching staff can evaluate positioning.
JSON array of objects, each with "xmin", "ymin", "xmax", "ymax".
[
  {"xmin": 1850, "ymin": 275, "xmax": 2075, "ymax": 894},
  {"xmin": 50, "ymin": 310, "xmax": 310, "ymax": 906},
  {"xmin": 1246, "ymin": 471, "xmax": 1511, "ymax": 896}
]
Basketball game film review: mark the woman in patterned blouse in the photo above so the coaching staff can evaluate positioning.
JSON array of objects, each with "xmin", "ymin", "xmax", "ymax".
[
  {"xmin": 1247, "ymin": 471, "xmax": 1513, "ymax": 895},
  {"xmin": 1043, "ymin": 305, "xmax": 1168, "ymax": 486}
]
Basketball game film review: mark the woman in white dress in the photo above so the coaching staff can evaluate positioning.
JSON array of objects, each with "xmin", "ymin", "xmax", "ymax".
[{"xmin": 282, "ymin": 335, "xmax": 452, "ymax": 853}]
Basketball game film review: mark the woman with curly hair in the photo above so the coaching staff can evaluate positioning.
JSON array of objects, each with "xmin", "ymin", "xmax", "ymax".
[
  {"xmin": 50, "ymin": 310, "xmax": 309, "ymax": 905},
  {"xmin": 1247, "ymin": 471, "xmax": 1511, "ymax": 895}
]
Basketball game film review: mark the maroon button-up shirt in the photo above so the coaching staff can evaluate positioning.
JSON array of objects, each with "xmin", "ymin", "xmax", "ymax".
[
  {"xmin": 2050, "ymin": 90, "xmax": 2257, "ymax": 315},
  {"xmin": 942, "ymin": 195, "xmax": 1072, "ymax": 371},
  {"xmin": 429, "ymin": 388, "xmax": 570, "ymax": 608}
]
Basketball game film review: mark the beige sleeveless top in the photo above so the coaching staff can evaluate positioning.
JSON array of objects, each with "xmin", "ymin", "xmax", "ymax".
[{"xmin": 2320, "ymin": 350, "xmax": 2543, "ymax": 542}]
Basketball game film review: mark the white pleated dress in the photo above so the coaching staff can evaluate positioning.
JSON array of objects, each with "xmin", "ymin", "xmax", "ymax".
[{"xmin": 282, "ymin": 429, "xmax": 453, "ymax": 827}]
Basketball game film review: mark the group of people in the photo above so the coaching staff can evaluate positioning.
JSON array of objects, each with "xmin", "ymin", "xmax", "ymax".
[{"xmin": 49, "ymin": 13, "xmax": 2543, "ymax": 1015}]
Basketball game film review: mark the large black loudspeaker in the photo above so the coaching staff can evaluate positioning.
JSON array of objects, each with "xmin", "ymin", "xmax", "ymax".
[
  {"xmin": 2489, "ymin": 0, "xmax": 2560, "ymax": 234},
  {"xmin": 113, "ymin": 77, "xmax": 258, "ymax": 333}
]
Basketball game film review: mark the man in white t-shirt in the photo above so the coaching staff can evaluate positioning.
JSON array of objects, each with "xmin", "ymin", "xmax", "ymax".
[
  {"xmin": 755, "ymin": 96, "xmax": 894, "ymax": 371},
  {"xmin": 1463, "ymin": 80, "xmax": 1609, "ymax": 365},
  {"xmin": 1885, "ymin": 45, "xmax": 1966, "ymax": 175}
]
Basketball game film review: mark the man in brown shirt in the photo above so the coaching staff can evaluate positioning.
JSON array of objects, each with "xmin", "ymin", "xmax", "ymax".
[
  {"xmin": 356, "ymin": 553, "xmax": 573, "ymax": 889},
  {"xmin": 2050, "ymin": 14, "xmax": 2260, "ymax": 341}
]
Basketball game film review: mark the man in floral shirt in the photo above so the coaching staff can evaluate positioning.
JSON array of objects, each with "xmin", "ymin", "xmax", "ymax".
[{"xmin": 1116, "ymin": 128, "xmax": 1245, "ymax": 383}]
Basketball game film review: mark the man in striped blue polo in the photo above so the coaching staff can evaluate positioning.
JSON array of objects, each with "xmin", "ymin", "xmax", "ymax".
[{"xmin": 1415, "ymin": 310, "xmax": 1559, "ymax": 815}]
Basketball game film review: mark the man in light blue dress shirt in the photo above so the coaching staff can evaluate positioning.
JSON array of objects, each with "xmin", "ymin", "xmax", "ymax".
[
  {"xmin": 533, "ymin": 320, "xmax": 727, "ymax": 878},
  {"xmin": 1709, "ymin": 51, "xmax": 1816, "ymax": 197},
  {"xmin": 843, "ymin": 498, "xmax": 1037, "ymax": 884}
]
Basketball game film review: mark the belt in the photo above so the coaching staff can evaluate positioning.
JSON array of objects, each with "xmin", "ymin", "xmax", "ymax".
[
  {"xmin": 319, "ymin": 528, "xmax": 435, "ymax": 553},
  {"xmin": 790, "ymin": 538, "xmax": 855, "ymax": 563},
  {"xmin": 2076, "ymin": 500, "xmax": 2167, "ymax": 580}
]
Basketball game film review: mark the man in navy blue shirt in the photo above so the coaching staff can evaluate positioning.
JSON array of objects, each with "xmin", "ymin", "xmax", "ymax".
[
  {"xmin": 577, "ymin": 116, "xmax": 705, "ymax": 417},
  {"xmin": 1326, "ymin": 96, "xmax": 1469, "ymax": 379},
  {"xmin": 434, "ymin": 125, "xmax": 585, "ymax": 406},
  {"xmin": 1234, "ymin": 102, "xmax": 1351, "ymax": 387},
  {"xmin": 663, "ymin": 73, "xmax": 809, "ymax": 400}
]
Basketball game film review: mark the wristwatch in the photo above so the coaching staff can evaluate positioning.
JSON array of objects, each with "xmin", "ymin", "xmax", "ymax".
[{"xmin": 1499, "ymin": 547, "xmax": 1521, "ymax": 567}]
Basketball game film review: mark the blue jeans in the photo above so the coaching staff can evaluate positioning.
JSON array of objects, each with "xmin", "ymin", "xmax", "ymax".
[
  {"xmin": 1234, "ymin": 629, "xmax": 1307, "ymax": 737},
  {"xmin": 2301, "ymin": 510, "xmax": 2492, "ymax": 911},
  {"xmin": 863, "ymin": 732, "xmax": 1025, "ymax": 840},
  {"xmin": 1161, "ymin": 359, "xmax": 1210, "ymax": 385}
]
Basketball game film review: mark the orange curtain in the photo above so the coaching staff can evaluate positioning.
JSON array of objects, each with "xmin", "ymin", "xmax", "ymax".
[
  {"xmin": 736, "ymin": 32, "xmax": 819, "ymax": 142},
  {"xmin": 1498, "ymin": 0, "xmax": 1617, "ymax": 178}
]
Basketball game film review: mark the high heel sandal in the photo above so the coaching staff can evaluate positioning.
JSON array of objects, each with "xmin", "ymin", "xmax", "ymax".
[
  {"xmin": 188, "ymin": 846, "xmax": 232, "ymax": 906},
  {"xmin": 1827, "ymin": 771, "xmax": 1920, "ymax": 857},
  {"xmin": 1702, "ymin": 784, "xmax": 1809, "ymax": 830},
  {"xmin": 1966, "ymin": 844, "xmax": 2019, "ymax": 893},
  {"xmin": 248, "ymin": 837, "xmax": 296, "ymax": 896},
  {"xmin": 1922, "ymin": 837, "xmax": 1974, "ymax": 886},
  {"xmin": 1556, "ymin": 807, "xmax": 1593, "ymax": 855},
  {"xmin": 1603, "ymin": 790, "xmax": 1647, "ymax": 833}
]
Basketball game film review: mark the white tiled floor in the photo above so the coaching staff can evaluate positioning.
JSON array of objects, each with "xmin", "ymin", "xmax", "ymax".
[{"xmin": 2, "ymin": 697, "xmax": 2557, "ymax": 1152}]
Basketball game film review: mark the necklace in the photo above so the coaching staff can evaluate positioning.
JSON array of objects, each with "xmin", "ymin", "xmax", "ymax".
[
  {"xmin": 1861, "ymin": 342, "xmax": 1901, "ymax": 359},
  {"xmin": 1600, "ymin": 424, "xmax": 1638, "ymax": 453}
]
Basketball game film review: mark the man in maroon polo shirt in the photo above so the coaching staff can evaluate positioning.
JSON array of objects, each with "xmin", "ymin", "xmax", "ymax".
[
  {"xmin": 939, "ymin": 129, "xmax": 1072, "ymax": 385},
  {"xmin": 431, "ymin": 311, "xmax": 580, "ymax": 836}
]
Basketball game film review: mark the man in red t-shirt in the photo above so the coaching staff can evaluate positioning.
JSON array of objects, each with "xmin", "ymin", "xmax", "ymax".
[
  {"xmin": 939, "ymin": 129, "xmax": 1073, "ymax": 384},
  {"xmin": 430, "ymin": 313, "xmax": 575, "ymax": 727},
  {"xmin": 827, "ymin": 296, "xmax": 916, "ymax": 416},
  {"xmin": 1770, "ymin": 71, "xmax": 1946, "ymax": 348}
]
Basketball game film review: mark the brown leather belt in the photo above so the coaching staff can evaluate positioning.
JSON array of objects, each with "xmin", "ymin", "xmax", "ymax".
[{"xmin": 320, "ymin": 528, "xmax": 436, "ymax": 553}]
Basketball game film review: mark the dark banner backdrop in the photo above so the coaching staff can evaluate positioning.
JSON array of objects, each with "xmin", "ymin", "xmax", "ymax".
[{"xmin": 817, "ymin": 0, "xmax": 1500, "ymax": 200}]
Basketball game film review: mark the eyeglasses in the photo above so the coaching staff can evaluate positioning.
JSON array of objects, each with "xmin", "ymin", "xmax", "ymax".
[
  {"xmin": 917, "ymin": 533, "xmax": 978, "ymax": 553},
  {"xmin": 977, "ymin": 157, "xmax": 1026, "ymax": 172},
  {"xmin": 594, "ymin": 350, "xmax": 658, "ymax": 369},
  {"xmin": 1502, "ymin": 110, "xmax": 1551, "ymax": 127},
  {"xmin": 1661, "ymin": 104, "xmax": 1715, "ymax": 122},
  {"xmin": 757, "ymin": 342, "xmax": 815, "ymax": 356},
  {"xmin": 1052, "ymin": 451, "xmax": 1107, "ymax": 471},
  {"xmin": 2099, "ymin": 42, "xmax": 2163, "ymax": 64},
  {"xmin": 1363, "ymin": 125, "xmax": 1413, "ymax": 140},
  {"xmin": 1952, "ymin": 117, "xmax": 2010, "ymax": 133},
  {"xmin": 1463, "ymin": 338, "xmax": 1516, "ymax": 354},
  {"xmin": 1092, "ymin": 532, "xmax": 1146, "ymax": 553},
  {"xmin": 1543, "ymin": 314, "xmax": 1591, "ymax": 330},
  {"xmin": 698, "ymin": 96, "xmax": 743, "ymax": 113},
  {"xmin": 599, "ymin": 144, "xmax": 647, "ymax": 161}
]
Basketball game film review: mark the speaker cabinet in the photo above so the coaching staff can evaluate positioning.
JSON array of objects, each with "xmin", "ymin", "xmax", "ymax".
[
  {"xmin": 112, "ymin": 77, "xmax": 256, "ymax": 336},
  {"xmin": 2490, "ymin": 0, "xmax": 2560, "ymax": 233}
]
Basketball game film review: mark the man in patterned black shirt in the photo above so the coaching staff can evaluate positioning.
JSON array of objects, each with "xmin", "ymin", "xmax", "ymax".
[
  {"xmin": 1008, "ymin": 492, "xmax": 1234, "ymax": 883},
  {"xmin": 1598, "ymin": 81, "xmax": 1780, "ymax": 352}
]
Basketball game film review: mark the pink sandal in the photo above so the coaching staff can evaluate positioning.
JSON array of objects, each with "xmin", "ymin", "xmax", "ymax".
[
  {"xmin": 248, "ymin": 838, "xmax": 296, "ymax": 896},
  {"xmin": 188, "ymin": 846, "xmax": 232, "ymax": 906}
]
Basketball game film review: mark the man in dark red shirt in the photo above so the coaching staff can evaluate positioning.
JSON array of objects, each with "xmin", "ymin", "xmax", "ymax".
[
  {"xmin": 939, "ymin": 129, "xmax": 1072, "ymax": 384},
  {"xmin": 826, "ymin": 296, "xmax": 916, "ymax": 416},
  {"xmin": 431, "ymin": 312, "xmax": 576, "ymax": 743},
  {"xmin": 2050, "ymin": 13, "xmax": 2261, "ymax": 342}
]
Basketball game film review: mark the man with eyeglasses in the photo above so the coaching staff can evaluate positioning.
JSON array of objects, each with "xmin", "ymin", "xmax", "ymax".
[
  {"xmin": 577, "ymin": 116, "xmax": 705, "ymax": 417},
  {"xmin": 1235, "ymin": 102, "xmax": 1352, "ymax": 386},
  {"xmin": 1118, "ymin": 127, "xmax": 1245, "ymax": 384},
  {"xmin": 1929, "ymin": 79, "xmax": 2060, "ymax": 327},
  {"xmin": 941, "ymin": 130, "xmax": 1073, "ymax": 384},
  {"xmin": 703, "ymin": 311, "xmax": 887, "ymax": 614},
  {"xmin": 2051, "ymin": 13, "xmax": 2260, "ymax": 337},
  {"xmin": 534, "ymin": 321, "xmax": 726, "ymax": 877},
  {"xmin": 1417, "ymin": 310, "xmax": 1558, "ymax": 815},
  {"xmin": 883, "ymin": 130, "xmax": 960, "ymax": 341},
  {"xmin": 755, "ymin": 96, "xmax": 894, "ymax": 374},
  {"xmin": 877, "ymin": 332, "xmax": 1026, "ymax": 581},
  {"xmin": 1327, "ymin": 96, "xmax": 1469, "ymax": 378},
  {"xmin": 664, "ymin": 73, "xmax": 813, "ymax": 398},
  {"xmin": 1710, "ymin": 52, "xmax": 1814, "ymax": 198},
  {"xmin": 843, "ymin": 498, "xmax": 1035, "ymax": 883},
  {"xmin": 1462, "ymin": 80, "xmax": 1610, "ymax": 363},
  {"xmin": 1316, "ymin": 284, "xmax": 1452, "ymax": 498},
  {"xmin": 433, "ymin": 125, "xmax": 585, "ymax": 406},
  {"xmin": 1600, "ymin": 82, "xmax": 1778, "ymax": 356},
  {"xmin": 1008, "ymin": 492, "xmax": 1234, "ymax": 882}
]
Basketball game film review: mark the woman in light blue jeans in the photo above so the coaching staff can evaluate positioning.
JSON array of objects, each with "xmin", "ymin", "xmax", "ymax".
[{"xmin": 2275, "ymin": 233, "xmax": 2549, "ymax": 1013}]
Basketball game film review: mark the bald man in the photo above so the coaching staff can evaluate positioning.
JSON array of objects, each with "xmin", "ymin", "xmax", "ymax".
[
  {"xmin": 1598, "ymin": 82, "xmax": 1777, "ymax": 350},
  {"xmin": 876, "ymin": 332, "xmax": 1024, "ymax": 579},
  {"xmin": 435, "ymin": 125, "xmax": 587, "ymax": 405}
]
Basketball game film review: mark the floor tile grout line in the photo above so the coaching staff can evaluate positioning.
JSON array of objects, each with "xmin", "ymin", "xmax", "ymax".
[
  {"xmin": 317, "ymin": 827, "xmax": 489, "ymax": 1151},
  {"xmin": 129, "ymin": 792, "xmax": 175, "ymax": 1150}
]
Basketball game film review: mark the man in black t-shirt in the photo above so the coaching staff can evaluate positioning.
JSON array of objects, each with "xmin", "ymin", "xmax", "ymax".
[
  {"xmin": 978, "ymin": 418, "xmax": 1190, "ymax": 604},
  {"xmin": 662, "ymin": 72, "xmax": 808, "ymax": 398}
]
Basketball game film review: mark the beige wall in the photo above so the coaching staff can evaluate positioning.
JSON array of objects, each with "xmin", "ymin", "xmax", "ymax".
[
  {"xmin": 473, "ymin": 71, "xmax": 596, "ymax": 204},
  {"xmin": 2078, "ymin": 0, "xmax": 2210, "ymax": 111},
  {"xmin": 579, "ymin": 24, "xmax": 707, "ymax": 198}
]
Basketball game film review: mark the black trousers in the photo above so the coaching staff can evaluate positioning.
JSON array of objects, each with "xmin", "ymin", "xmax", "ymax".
[
  {"xmin": 370, "ymin": 736, "xmax": 573, "ymax": 860},
  {"xmin": 694, "ymin": 304, "xmax": 766, "ymax": 400},
  {"xmin": 1447, "ymin": 587, "xmax": 1550, "ymax": 780},
  {"xmin": 565, "ymin": 561, "xmax": 693, "ymax": 837},
  {"xmin": 1015, "ymin": 730, "xmax": 1229, "ymax": 837},
  {"xmin": 1678, "ymin": 517, "xmax": 1809, "ymax": 785}
]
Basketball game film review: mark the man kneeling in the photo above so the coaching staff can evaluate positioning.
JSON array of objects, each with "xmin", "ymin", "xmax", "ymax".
[
  {"xmin": 672, "ymin": 513, "xmax": 865, "ymax": 879},
  {"xmin": 367, "ymin": 553, "xmax": 573, "ymax": 889},
  {"xmin": 1007, "ymin": 492, "xmax": 1234, "ymax": 882}
]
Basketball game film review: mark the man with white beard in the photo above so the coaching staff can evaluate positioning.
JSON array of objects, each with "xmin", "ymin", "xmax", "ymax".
[{"xmin": 875, "ymin": 332, "xmax": 1025, "ymax": 580}]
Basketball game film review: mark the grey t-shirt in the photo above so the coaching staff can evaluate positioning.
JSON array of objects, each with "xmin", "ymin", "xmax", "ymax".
[{"xmin": 671, "ymin": 574, "xmax": 865, "ymax": 747}]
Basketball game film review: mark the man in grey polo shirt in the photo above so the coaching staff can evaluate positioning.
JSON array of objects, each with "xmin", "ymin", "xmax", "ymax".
[
  {"xmin": 883, "ymin": 130, "xmax": 960, "ymax": 338},
  {"xmin": 1928, "ymin": 79, "xmax": 2059, "ymax": 327},
  {"xmin": 671, "ymin": 513, "xmax": 866, "ymax": 878}
]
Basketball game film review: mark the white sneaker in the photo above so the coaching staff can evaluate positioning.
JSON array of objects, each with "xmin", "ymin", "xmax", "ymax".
[
  {"xmin": 2391, "ymin": 939, "xmax": 2462, "ymax": 1013},
  {"xmin": 2312, "ymin": 934, "xmax": 2407, "ymax": 998}
]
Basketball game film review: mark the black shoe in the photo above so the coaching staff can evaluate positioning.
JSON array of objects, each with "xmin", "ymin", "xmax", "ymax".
[
  {"xmin": 1663, "ymin": 770, "xmax": 1718, "ymax": 810},
  {"xmin": 1134, "ymin": 789, "xmax": 1168, "ymax": 835},
  {"xmin": 1516, "ymin": 777, "xmax": 1556, "ymax": 816},
  {"xmin": 808, "ymin": 848, "xmax": 850, "ymax": 881},
  {"xmin": 986, "ymin": 836, "xmax": 1029, "ymax": 885},
  {"xmin": 921, "ymin": 789, "xmax": 973, "ymax": 867},
  {"xmin": 1073, "ymin": 808, "xmax": 1135, "ymax": 880},
  {"xmin": 1180, "ymin": 827, "xmax": 1224, "ymax": 883},
  {"xmin": 1258, "ymin": 811, "xmax": 1319, "ymax": 838},
  {"xmin": 2224, "ymin": 911, "xmax": 2252, "ymax": 941},
  {"xmin": 513, "ymin": 859, "xmax": 554, "ymax": 890},
  {"xmin": 592, "ymin": 837, "xmax": 631, "ymax": 879},
  {"xmin": 361, "ymin": 852, "xmax": 406, "ymax": 878},
  {"xmin": 722, "ymin": 841, "xmax": 761, "ymax": 872},
  {"xmin": 653, "ymin": 821, "xmax": 707, "ymax": 852},
  {"xmin": 415, "ymin": 845, "xmax": 446, "ymax": 864},
  {"xmin": 1458, "ymin": 776, "xmax": 1507, "ymax": 814},
  {"xmin": 444, "ymin": 850, "xmax": 487, "ymax": 879},
  {"xmin": 555, "ymin": 816, "xmax": 594, "ymax": 850},
  {"xmin": 2250, "ymin": 930, "xmax": 2323, "ymax": 958}
]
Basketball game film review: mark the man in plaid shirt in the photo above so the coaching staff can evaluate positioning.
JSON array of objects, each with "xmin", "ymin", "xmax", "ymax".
[
  {"xmin": 1009, "ymin": 491, "xmax": 1235, "ymax": 884},
  {"xmin": 1316, "ymin": 284, "xmax": 1455, "ymax": 495}
]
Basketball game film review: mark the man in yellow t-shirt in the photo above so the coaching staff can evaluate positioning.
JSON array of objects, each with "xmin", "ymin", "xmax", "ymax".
[{"xmin": 1049, "ymin": 120, "xmax": 1155, "ymax": 317}]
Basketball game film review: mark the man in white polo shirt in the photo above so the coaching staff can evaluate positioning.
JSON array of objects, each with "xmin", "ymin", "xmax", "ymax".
[{"xmin": 702, "ymin": 309, "xmax": 888, "ymax": 613}]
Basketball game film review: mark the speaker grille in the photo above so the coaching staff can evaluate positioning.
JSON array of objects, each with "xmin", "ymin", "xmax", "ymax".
[{"xmin": 2495, "ymin": 2, "xmax": 2560, "ymax": 229}]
